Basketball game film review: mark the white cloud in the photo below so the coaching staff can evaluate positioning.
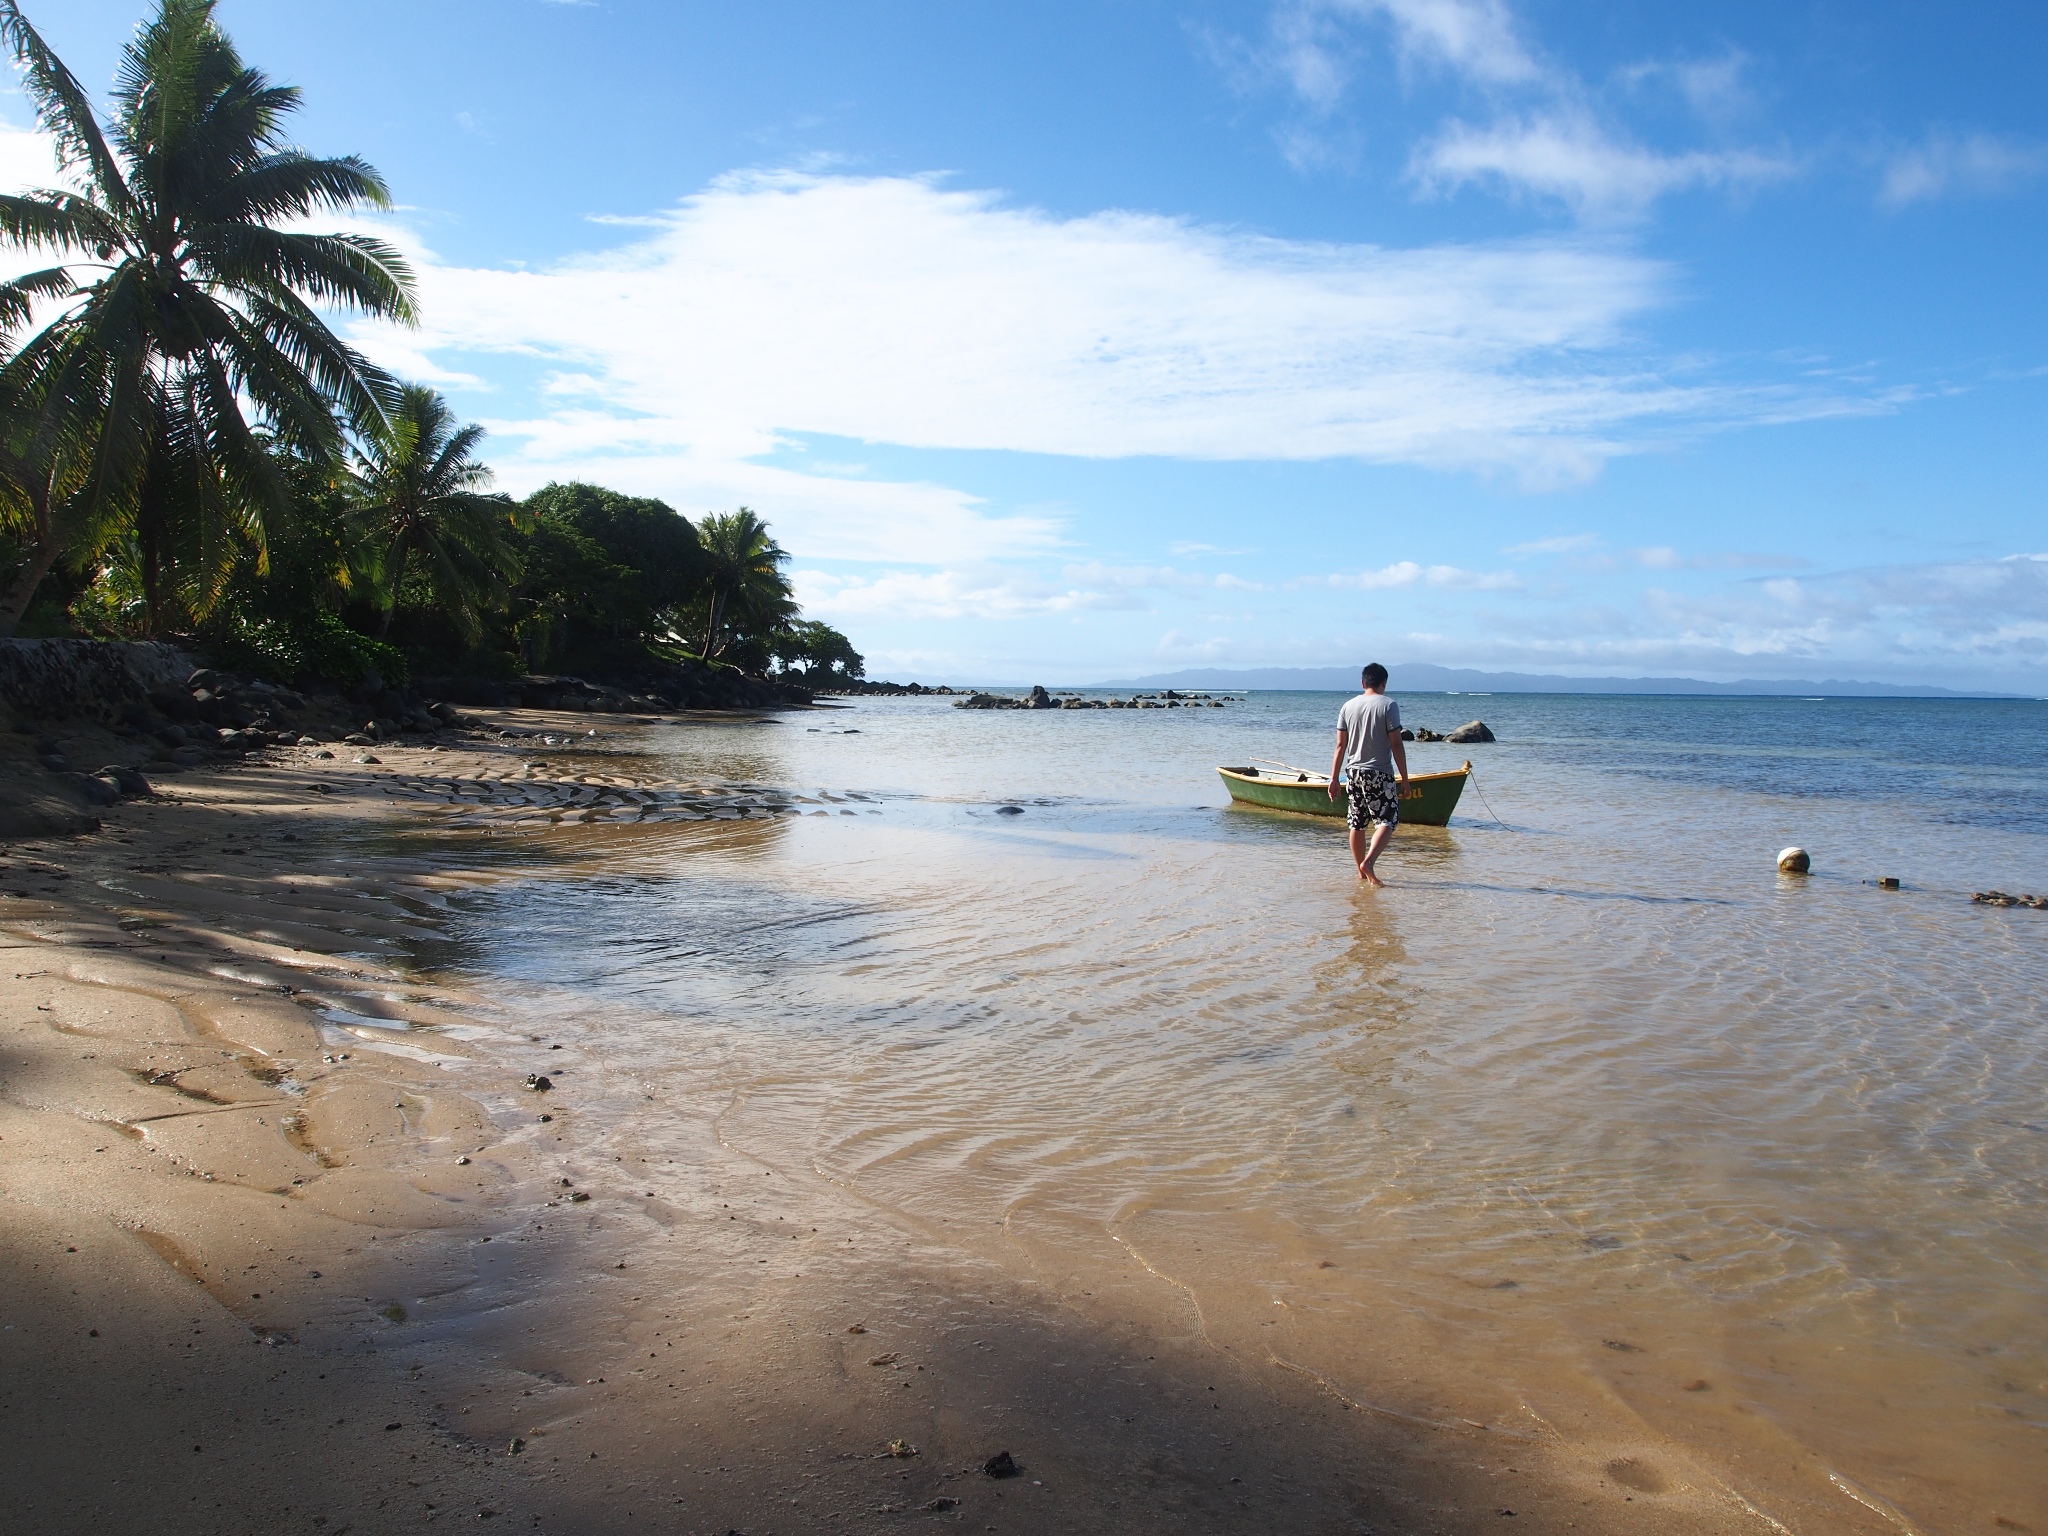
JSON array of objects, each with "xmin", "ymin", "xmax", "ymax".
[
  {"xmin": 1413, "ymin": 112, "xmax": 1793, "ymax": 217},
  {"xmin": 1321, "ymin": 560, "xmax": 1520, "ymax": 590},
  {"xmin": 1506, "ymin": 532, "xmax": 1599, "ymax": 556},
  {"xmin": 1880, "ymin": 132, "xmax": 2048, "ymax": 208},
  {"xmin": 1154, "ymin": 629, "xmax": 1240, "ymax": 661},
  {"xmin": 1469, "ymin": 552, "xmax": 2048, "ymax": 681},
  {"xmin": 1060, "ymin": 561, "xmax": 1266, "ymax": 592},
  {"xmin": 1626, "ymin": 545, "xmax": 1797, "ymax": 572},
  {"xmin": 1275, "ymin": 0, "xmax": 1539, "ymax": 100},
  {"xmin": 795, "ymin": 559, "xmax": 1274, "ymax": 621},
  {"xmin": 794, "ymin": 567, "xmax": 1143, "ymax": 621},
  {"xmin": 321, "ymin": 169, "xmax": 1881, "ymax": 540},
  {"xmin": 1616, "ymin": 51, "xmax": 1757, "ymax": 125},
  {"xmin": 1251, "ymin": 2, "xmax": 1793, "ymax": 222}
]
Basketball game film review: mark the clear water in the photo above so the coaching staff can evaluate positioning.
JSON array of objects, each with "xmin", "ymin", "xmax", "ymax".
[{"xmin": 447, "ymin": 692, "xmax": 2048, "ymax": 1530}]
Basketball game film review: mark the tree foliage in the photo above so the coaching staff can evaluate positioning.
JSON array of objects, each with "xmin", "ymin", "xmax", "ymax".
[
  {"xmin": 0, "ymin": 0, "xmax": 413, "ymax": 635},
  {"xmin": 348, "ymin": 385, "xmax": 523, "ymax": 640},
  {"xmin": 0, "ymin": 1, "xmax": 863, "ymax": 693}
]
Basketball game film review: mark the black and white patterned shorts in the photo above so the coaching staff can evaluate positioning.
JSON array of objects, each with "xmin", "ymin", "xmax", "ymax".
[{"xmin": 1345, "ymin": 767, "xmax": 1401, "ymax": 830}]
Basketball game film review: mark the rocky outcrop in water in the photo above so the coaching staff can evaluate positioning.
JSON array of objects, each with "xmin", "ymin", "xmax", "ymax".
[
  {"xmin": 1446, "ymin": 720, "xmax": 1495, "ymax": 743},
  {"xmin": 812, "ymin": 679, "xmax": 958, "ymax": 696},
  {"xmin": 953, "ymin": 686, "xmax": 1228, "ymax": 711},
  {"xmin": 419, "ymin": 659, "xmax": 804, "ymax": 713}
]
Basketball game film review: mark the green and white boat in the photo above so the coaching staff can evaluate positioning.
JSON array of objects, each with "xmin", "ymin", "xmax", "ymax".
[{"xmin": 1217, "ymin": 761, "xmax": 1470, "ymax": 826}]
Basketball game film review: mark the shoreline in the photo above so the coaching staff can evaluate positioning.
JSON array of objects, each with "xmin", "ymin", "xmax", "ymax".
[{"xmin": 3, "ymin": 719, "xmax": 1781, "ymax": 1535}]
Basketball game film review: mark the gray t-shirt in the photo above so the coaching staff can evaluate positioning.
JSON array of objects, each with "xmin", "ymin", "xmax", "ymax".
[{"xmin": 1337, "ymin": 692, "xmax": 1402, "ymax": 777}]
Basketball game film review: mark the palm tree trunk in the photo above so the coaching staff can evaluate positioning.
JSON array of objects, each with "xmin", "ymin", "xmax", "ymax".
[
  {"xmin": 0, "ymin": 500, "xmax": 58, "ymax": 638},
  {"xmin": 138, "ymin": 505, "xmax": 167, "ymax": 638},
  {"xmin": 137, "ymin": 434, "xmax": 173, "ymax": 639},
  {"xmin": 701, "ymin": 587, "xmax": 727, "ymax": 659},
  {"xmin": 378, "ymin": 543, "xmax": 410, "ymax": 639}
]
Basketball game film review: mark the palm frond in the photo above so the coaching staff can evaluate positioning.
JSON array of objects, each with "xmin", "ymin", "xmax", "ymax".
[
  {"xmin": 0, "ymin": 1, "xmax": 133, "ymax": 216},
  {"xmin": 191, "ymin": 225, "xmax": 418, "ymax": 322},
  {"xmin": 237, "ymin": 290, "xmax": 398, "ymax": 437},
  {"xmin": 0, "ymin": 192, "xmax": 124, "ymax": 256},
  {"xmin": 0, "ymin": 265, "xmax": 76, "ymax": 335},
  {"xmin": 201, "ymin": 152, "xmax": 393, "ymax": 225}
]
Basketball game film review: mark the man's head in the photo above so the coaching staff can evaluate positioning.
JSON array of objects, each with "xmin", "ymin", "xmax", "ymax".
[{"xmin": 1360, "ymin": 662, "xmax": 1388, "ymax": 691}]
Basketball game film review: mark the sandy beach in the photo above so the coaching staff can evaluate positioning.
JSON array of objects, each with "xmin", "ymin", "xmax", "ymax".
[{"xmin": 0, "ymin": 712, "xmax": 1792, "ymax": 1536}]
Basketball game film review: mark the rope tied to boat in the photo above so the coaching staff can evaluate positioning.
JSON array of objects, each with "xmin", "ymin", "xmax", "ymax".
[{"xmin": 1464, "ymin": 763, "xmax": 1510, "ymax": 829}]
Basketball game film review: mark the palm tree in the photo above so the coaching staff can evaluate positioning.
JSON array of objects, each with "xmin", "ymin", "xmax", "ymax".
[
  {"xmin": 695, "ymin": 507, "xmax": 793, "ymax": 661},
  {"xmin": 348, "ymin": 385, "xmax": 523, "ymax": 640},
  {"xmin": 0, "ymin": 363, "xmax": 94, "ymax": 635},
  {"xmin": 0, "ymin": 0, "xmax": 415, "ymax": 635}
]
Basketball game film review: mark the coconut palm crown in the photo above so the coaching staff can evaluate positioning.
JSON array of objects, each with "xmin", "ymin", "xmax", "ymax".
[
  {"xmin": 0, "ymin": 0, "xmax": 416, "ymax": 634},
  {"xmin": 348, "ymin": 385, "xmax": 524, "ymax": 640},
  {"xmin": 695, "ymin": 507, "xmax": 793, "ymax": 661}
]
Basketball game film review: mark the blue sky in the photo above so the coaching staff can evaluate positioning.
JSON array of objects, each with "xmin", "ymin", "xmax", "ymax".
[{"xmin": 5, "ymin": 0, "xmax": 2046, "ymax": 688}]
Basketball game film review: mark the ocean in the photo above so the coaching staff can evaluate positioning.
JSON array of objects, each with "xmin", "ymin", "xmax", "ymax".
[{"xmin": 434, "ymin": 690, "xmax": 2048, "ymax": 1531}]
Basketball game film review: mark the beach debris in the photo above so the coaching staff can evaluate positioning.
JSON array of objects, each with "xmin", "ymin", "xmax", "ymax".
[
  {"xmin": 920, "ymin": 1497, "xmax": 960, "ymax": 1511},
  {"xmin": 846, "ymin": 1323, "xmax": 868, "ymax": 1334},
  {"xmin": 1446, "ymin": 720, "xmax": 1495, "ymax": 744},
  {"xmin": 995, "ymin": 805, "xmax": 1024, "ymax": 816},
  {"xmin": 1878, "ymin": 876, "xmax": 1901, "ymax": 890},
  {"xmin": 1777, "ymin": 846, "xmax": 1810, "ymax": 874},
  {"xmin": 888, "ymin": 1439, "xmax": 918, "ymax": 1458},
  {"xmin": 983, "ymin": 1451, "xmax": 1020, "ymax": 1478},
  {"xmin": 569, "ymin": 1191, "xmax": 590, "ymax": 1203},
  {"xmin": 1601, "ymin": 1339, "xmax": 1642, "ymax": 1353},
  {"xmin": 526, "ymin": 1074, "xmax": 553, "ymax": 1091},
  {"xmin": 456, "ymin": 1155, "xmax": 471, "ymax": 1166},
  {"xmin": 508, "ymin": 1437, "xmax": 525, "ymax": 1455},
  {"xmin": 1974, "ymin": 890, "xmax": 2048, "ymax": 908},
  {"xmin": 867, "ymin": 1351, "xmax": 903, "ymax": 1366},
  {"xmin": 1683, "ymin": 1379, "xmax": 1711, "ymax": 1391}
]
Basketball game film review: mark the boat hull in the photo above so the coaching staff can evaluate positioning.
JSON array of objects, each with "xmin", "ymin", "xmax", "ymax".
[{"xmin": 1217, "ymin": 763, "xmax": 1470, "ymax": 827}]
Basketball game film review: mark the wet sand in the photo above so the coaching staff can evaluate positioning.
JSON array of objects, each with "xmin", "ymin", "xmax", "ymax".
[{"xmin": 1, "ymin": 716, "xmax": 1778, "ymax": 1535}]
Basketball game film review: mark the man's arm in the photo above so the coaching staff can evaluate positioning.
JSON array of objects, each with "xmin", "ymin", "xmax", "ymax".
[
  {"xmin": 1328, "ymin": 727, "xmax": 1348, "ymax": 801},
  {"xmin": 1389, "ymin": 728, "xmax": 1409, "ymax": 783}
]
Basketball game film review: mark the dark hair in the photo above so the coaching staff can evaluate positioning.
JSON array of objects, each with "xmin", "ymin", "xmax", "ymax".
[{"xmin": 1361, "ymin": 662, "xmax": 1388, "ymax": 689}]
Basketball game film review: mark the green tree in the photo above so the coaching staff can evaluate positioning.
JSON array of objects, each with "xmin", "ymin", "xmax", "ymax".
[
  {"xmin": 348, "ymin": 384, "xmax": 522, "ymax": 640},
  {"xmin": 694, "ymin": 507, "xmax": 793, "ymax": 661},
  {"xmin": 521, "ymin": 481, "xmax": 703, "ymax": 653},
  {"xmin": 0, "ymin": 0, "xmax": 415, "ymax": 635},
  {"xmin": 769, "ymin": 618, "xmax": 863, "ymax": 681}
]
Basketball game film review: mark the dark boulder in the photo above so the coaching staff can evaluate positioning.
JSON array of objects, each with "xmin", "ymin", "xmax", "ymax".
[
  {"xmin": 97, "ymin": 765, "xmax": 153, "ymax": 797},
  {"xmin": 1446, "ymin": 720, "xmax": 1495, "ymax": 744},
  {"xmin": 59, "ymin": 771, "xmax": 122, "ymax": 806}
]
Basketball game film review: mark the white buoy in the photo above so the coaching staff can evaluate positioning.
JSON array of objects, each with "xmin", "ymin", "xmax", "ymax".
[{"xmin": 1778, "ymin": 846, "xmax": 1811, "ymax": 874}]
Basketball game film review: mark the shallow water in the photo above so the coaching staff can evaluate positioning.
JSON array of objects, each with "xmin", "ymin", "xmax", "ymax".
[{"xmin": 445, "ymin": 692, "xmax": 2048, "ymax": 1531}]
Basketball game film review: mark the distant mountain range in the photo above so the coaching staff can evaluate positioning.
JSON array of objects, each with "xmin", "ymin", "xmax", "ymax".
[{"xmin": 1086, "ymin": 664, "xmax": 2023, "ymax": 698}]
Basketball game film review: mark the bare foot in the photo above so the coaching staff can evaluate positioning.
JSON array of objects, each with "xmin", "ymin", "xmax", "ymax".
[{"xmin": 1359, "ymin": 869, "xmax": 1384, "ymax": 888}]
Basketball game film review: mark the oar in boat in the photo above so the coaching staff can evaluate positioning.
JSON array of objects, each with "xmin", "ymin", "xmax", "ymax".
[{"xmin": 1250, "ymin": 756, "xmax": 1325, "ymax": 782}]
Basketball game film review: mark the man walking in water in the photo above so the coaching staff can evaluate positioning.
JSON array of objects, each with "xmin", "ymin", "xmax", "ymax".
[{"xmin": 1327, "ymin": 662, "xmax": 1409, "ymax": 886}]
